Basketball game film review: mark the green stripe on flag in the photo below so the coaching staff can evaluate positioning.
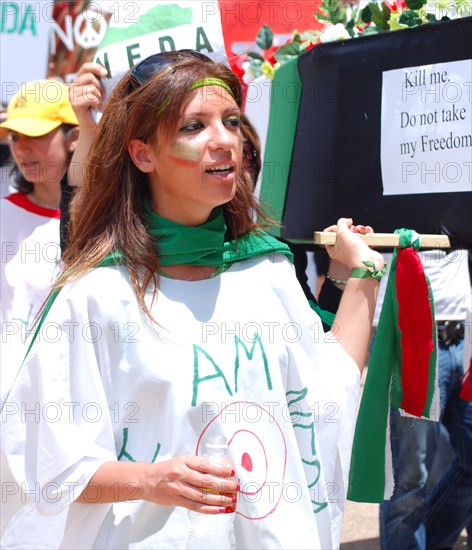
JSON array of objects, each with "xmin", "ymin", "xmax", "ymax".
[
  {"xmin": 348, "ymin": 229, "xmax": 438, "ymax": 502},
  {"xmin": 348, "ymin": 256, "xmax": 400, "ymax": 502},
  {"xmin": 259, "ymin": 57, "xmax": 302, "ymax": 236},
  {"xmin": 99, "ymin": 4, "xmax": 193, "ymax": 48}
]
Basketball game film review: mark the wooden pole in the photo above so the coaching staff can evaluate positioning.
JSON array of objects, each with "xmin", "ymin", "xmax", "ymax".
[{"xmin": 313, "ymin": 232, "xmax": 451, "ymax": 248}]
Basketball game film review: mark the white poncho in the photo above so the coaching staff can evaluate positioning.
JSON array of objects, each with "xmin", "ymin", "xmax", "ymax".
[{"xmin": 1, "ymin": 254, "xmax": 360, "ymax": 549}]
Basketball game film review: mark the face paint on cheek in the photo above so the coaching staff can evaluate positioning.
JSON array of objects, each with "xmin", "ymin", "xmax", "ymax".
[{"xmin": 169, "ymin": 143, "xmax": 201, "ymax": 167}]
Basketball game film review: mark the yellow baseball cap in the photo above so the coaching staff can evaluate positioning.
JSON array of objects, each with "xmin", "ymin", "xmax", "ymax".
[{"xmin": 0, "ymin": 79, "xmax": 78, "ymax": 137}]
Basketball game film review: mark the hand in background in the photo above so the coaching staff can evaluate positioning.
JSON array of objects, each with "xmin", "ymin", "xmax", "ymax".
[
  {"xmin": 69, "ymin": 62, "xmax": 107, "ymax": 130},
  {"xmin": 68, "ymin": 62, "xmax": 107, "ymax": 187}
]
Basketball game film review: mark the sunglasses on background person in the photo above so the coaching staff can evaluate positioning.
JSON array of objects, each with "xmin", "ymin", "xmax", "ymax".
[{"xmin": 129, "ymin": 49, "xmax": 214, "ymax": 89}]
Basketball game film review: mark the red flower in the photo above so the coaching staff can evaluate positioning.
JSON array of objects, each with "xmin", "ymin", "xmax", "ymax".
[
  {"xmin": 228, "ymin": 51, "xmax": 248, "ymax": 83},
  {"xmin": 227, "ymin": 51, "xmax": 248, "ymax": 108},
  {"xmin": 302, "ymin": 39, "xmax": 318, "ymax": 51},
  {"xmin": 385, "ymin": 0, "xmax": 407, "ymax": 11},
  {"xmin": 262, "ymin": 45, "xmax": 278, "ymax": 66}
]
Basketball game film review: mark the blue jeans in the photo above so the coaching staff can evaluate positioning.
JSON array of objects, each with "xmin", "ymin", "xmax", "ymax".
[{"xmin": 380, "ymin": 339, "xmax": 472, "ymax": 550}]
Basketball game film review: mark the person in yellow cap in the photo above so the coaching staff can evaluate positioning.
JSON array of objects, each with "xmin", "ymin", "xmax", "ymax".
[
  {"xmin": 0, "ymin": 79, "xmax": 78, "ymax": 206},
  {"xmin": 0, "ymin": 79, "xmax": 79, "ymax": 399}
]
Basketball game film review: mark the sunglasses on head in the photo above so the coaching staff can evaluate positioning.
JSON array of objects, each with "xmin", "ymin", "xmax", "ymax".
[{"xmin": 129, "ymin": 49, "xmax": 213, "ymax": 89}]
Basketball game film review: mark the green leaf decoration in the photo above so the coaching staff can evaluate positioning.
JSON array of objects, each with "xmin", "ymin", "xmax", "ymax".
[
  {"xmin": 315, "ymin": 0, "xmax": 348, "ymax": 25},
  {"xmin": 247, "ymin": 56, "xmax": 263, "ymax": 79},
  {"xmin": 256, "ymin": 24, "xmax": 274, "ymax": 50},
  {"xmin": 425, "ymin": 12, "xmax": 439, "ymax": 23},
  {"xmin": 368, "ymin": 2, "xmax": 391, "ymax": 29},
  {"xmin": 398, "ymin": 9, "xmax": 423, "ymax": 26},
  {"xmin": 247, "ymin": 51, "xmax": 264, "ymax": 61},
  {"xmin": 362, "ymin": 5, "xmax": 373, "ymax": 23},
  {"xmin": 275, "ymin": 42, "xmax": 300, "ymax": 57},
  {"xmin": 301, "ymin": 29, "xmax": 318, "ymax": 42},
  {"xmin": 274, "ymin": 42, "xmax": 301, "ymax": 64},
  {"xmin": 364, "ymin": 24, "xmax": 386, "ymax": 33},
  {"xmin": 345, "ymin": 18, "xmax": 356, "ymax": 37},
  {"xmin": 405, "ymin": 0, "xmax": 427, "ymax": 9},
  {"xmin": 274, "ymin": 53, "xmax": 298, "ymax": 66},
  {"xmin": 381, "ymin": 2, "xmax": 392, "ymax": 22}
]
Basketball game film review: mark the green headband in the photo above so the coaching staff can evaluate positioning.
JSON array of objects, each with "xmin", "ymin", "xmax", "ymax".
[
  {"xmin": 155, "ymin": 78, "xmax": 235, "ymax": 117},
  {"xmin": 189, "ymin": 78, "xmax": 234, "ymax": 97}
]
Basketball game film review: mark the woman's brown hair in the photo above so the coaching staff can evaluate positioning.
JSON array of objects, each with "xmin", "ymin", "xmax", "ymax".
[{"xmin": 59, "ymin": 54, "xmax": 267, "ymax": 318}]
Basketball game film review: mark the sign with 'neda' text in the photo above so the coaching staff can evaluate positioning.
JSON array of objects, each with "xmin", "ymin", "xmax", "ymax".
[{"xmin": 93, "ymin": 1, "xmax": 227, "ymax": 98}]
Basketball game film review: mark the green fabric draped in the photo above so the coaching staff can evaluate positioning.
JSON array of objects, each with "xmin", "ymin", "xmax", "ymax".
[
  {"xmin": 347, "ymin": 229, "xmax": 437, "ymax": 503},
  {"xmin": 258, "ymin": 57, "xmax": 302, "ymax": 236},
  {"xmin": 100, "ymin": 204, "xmax": 294, "ymax": 267},
  {"xmin": 143, "ymin": 203, "xmax": 293, "ymax": 267}
]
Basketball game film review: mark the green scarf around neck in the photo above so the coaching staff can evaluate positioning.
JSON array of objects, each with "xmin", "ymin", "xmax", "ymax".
[{"xmin": 101, "ymin": 202, "xmax": 294, "ymax": 267}]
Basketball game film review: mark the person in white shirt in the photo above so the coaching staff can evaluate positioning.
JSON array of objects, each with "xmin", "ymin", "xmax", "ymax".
[
  {"xmin": 0, "ymin": 80, "xmax": 78, "ymax": 396},
  {"xmin": 1, "ymin": 51, "xmax": 385, "ymax": 549}
]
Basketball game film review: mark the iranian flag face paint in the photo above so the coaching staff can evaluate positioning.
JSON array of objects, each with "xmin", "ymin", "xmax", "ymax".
[
  {"xmin": 144, "ymin": 86, "xmax": 242, "ymax": 226},
  {"xmin": 169, "ymin": 143, "xmax": 201, "ymax": 167}
]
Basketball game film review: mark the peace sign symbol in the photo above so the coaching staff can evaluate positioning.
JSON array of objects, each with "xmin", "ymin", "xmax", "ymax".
[{"xmin": 74, "ymin": 10, "xmax": 107, "ymax": 50}]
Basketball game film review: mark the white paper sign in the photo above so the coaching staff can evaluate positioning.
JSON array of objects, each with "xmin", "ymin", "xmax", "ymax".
[
  {"xmin": 0, "ymin": 1, "xmax": 52, "ymax": 103},
  {"xmin": 381, "ymin": 59, "xmax": 472, "ymax": 195},
  {"xmin": 93, "ymin": 1, "xmax": 227, "ymax": 99}
]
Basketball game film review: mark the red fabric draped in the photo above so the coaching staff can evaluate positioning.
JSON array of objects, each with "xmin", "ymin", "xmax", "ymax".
[
  {"xmin": 396, "ymin": 247, "xmax": 434, "ymax": 416},
  {"xmin": 459, "ymin": 357, "xmax": 472, "ymax": 402}
]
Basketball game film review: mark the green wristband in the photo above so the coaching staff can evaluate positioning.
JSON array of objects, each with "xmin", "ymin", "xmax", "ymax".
[{"xmin": 350, "ymin": 260, "xmax": 387, "ymax": 281}]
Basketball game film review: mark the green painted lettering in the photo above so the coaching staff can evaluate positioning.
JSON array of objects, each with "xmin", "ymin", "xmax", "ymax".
[
  {"xmin": 293, "ymin": 419, "xmax": 317, "ymax": 457},
  {"xmin": 159, "ymin": 35, "xmax": 175, "ymax": 52},
  {"xmin": 127, "ymin": 43, "xmax": 141, "ymax": 69},
  {"xmin": 195, "ymin": 26, "xmax": 213, "ymax": 52},
  {"xmin": 19, "ymin": 4, "xmax": 36, "ymax": 35},
  {"xmin": 192, "ymin": 344, "xmax": 232, "ymax": 406},
  {"xmin": 287, "ymin": 387, "xmax": 328, "ymax": 513},
  {"xmin": 1, "ymin": 2, "xmax": 19, "ymax": 33},
  {"xmin": 118, "ymin": 427, "xmax": 161, "ymax": 463},
  {"xmin": 234, "ymin": 334, "xmax": 271, "ymax": 392},
  {"xmin": 95, "ymin": 53, "xmax": 111, "ymax": 79},
  {"xmin": 117, "ymin": 427, "xmax": 134, "ymax": 461},
  {"xmin": 286, "ymin": 388, "xmax": 312, "ymax": 419}
]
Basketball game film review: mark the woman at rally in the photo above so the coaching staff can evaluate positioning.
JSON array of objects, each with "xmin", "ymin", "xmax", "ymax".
[
  {"xmin": 0, "ymin": 80, "xmax": 78, "ymax": 395},
  {"xmin": 1, "ymin": 51, "xmax": 385, "ymax": 549}
]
